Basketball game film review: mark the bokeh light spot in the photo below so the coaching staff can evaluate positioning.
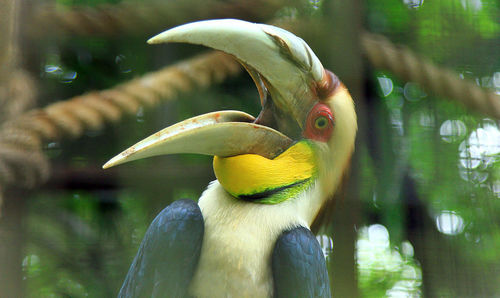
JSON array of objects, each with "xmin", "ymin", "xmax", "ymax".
[{"xmin": 435, "ymin": 211, "xmax": 465, "ymax": 235}]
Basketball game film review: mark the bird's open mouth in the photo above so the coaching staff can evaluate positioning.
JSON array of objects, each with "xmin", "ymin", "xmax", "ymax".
[
  {"xmin": 101, "ymin": 66, "xmax": 297, "ymax": 169},
  {"xmin": 103, "ymin": 19, "xmax": 325, "ymax": 170},
  {"xmin": 102, "ymin": 108, "xmax": 293, "ymax": 169}
]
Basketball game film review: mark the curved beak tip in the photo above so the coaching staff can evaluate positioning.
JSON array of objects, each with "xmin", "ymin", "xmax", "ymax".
[
  {"xmin": 103, "ymin": 151, "xmax": 133, "ymax": 169},
  {"xmin": 147, "ymin": 36, "xmax": 161, "ymax": 44},
  {"xmin": 102, "ymin": 157, "xmax": 120, "ymax": 169}
]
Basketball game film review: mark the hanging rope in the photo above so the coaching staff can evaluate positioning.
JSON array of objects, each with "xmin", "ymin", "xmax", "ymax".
[
  {"xmin": 361, "ymin": 33, "xmax": 500, "ymax": 119},
  {"xmin": 0, "ymin": 51, "xmax": 242, "ymax": 189}
]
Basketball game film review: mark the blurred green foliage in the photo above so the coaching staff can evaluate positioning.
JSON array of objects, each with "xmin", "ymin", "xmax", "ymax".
[{"xmin": 24, "ymin": 0, "xmax": 499, "ymax": 297}]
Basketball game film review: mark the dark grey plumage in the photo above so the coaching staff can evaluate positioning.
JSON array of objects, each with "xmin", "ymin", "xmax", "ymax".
[
  {"xmin": 272, "ymin": 226, "xmax": 331, "ymax": 298},
  {"xmin": 118, "ymin": 199, "xmax": 204, "ymax": 298}
]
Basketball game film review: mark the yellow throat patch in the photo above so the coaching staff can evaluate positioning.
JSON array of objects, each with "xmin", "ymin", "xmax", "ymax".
[{"xmin": 213, "ymin": 140, "xmax": 317, "ymax": 204}]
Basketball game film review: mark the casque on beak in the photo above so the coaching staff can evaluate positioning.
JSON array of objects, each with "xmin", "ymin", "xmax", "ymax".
[{"xmin": 103, "ymin": 19, "xmax": 327, "ymax": 169}]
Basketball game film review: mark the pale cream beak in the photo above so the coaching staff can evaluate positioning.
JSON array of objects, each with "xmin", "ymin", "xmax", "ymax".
[{"xmin": 148, "ymin": 19, "xmax": 325, "ymax": 127}]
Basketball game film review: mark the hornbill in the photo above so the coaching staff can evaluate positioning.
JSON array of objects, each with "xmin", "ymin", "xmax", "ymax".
[{"xmin": 104, "ymin": 19, "xmax": 357, "ymax": 298}]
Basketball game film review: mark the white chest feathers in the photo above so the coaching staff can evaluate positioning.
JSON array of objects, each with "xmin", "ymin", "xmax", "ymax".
[{"xmin": 188, "ymin": 181, "xmax": 315, "ymax": 298}]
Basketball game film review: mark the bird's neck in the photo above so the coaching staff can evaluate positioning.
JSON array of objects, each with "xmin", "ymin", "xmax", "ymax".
[{"xmin": 190, "ymin": 181, "xmax": 316, "ymax": 297}]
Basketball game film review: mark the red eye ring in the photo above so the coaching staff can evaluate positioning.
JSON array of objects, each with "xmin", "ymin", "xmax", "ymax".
[{"xmin": 303, "ymin": 103, "xmax": 334, "ymax": 142}]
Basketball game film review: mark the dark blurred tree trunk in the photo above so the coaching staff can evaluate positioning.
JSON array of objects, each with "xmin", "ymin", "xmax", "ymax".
[
  {"xmin": 0, "ymin": 0, "xmax": 33, "ymax": 297},
  {"xmin": 0, "ymin": 0, "xmax": 18, "ymax": 85},
  {"xmin": 323, "ymin": 0, "xmax": 365, "ymax": 296},
  {"xmin": 0, "ymin": 188, "xmax": 27, "ymax": 298},
  {"xmin": 328, "ymin": 169, "xmax": 361, "ymax": 298},
  {"xmin": 404, "ymin": 174, "xmax": 499, "ymax": 297},
  {"xmin": 0, "ymin": 1, "xmax": 22, "ymax": 297}
]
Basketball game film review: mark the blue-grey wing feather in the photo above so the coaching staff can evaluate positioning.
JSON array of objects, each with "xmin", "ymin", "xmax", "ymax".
[
  {"xmin": 118, "ymin": 199, "xmax": 204, "ymax": 298},
  {"xmin": 272, "ymin": 226, "xmax": 331, "ymax": 298}
]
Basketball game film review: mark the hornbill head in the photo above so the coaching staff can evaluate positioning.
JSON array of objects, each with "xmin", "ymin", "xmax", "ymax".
[{"xmin": 104, "ymin": 19, "xmax": 357, "ymax": 225}]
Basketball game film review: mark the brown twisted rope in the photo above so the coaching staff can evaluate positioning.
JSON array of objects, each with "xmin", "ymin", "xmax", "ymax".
[
  {"xmin": 361, "ymin": 33, "xmax": 500, "ymax": 118},
  {"xmin": 0, "ymin": 70, "xmax": 37, "ymax": 123},
  {"xmin": 28, "ymin": 0, "xmax": 286, "ymax": 38},
  {"xmin": 0, "ymin": 51, "xmax": 242, "ymax": 189}
]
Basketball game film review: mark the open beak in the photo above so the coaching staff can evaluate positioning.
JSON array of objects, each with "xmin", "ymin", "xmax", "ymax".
[
  {"xmin": 103, "ymin": 111, "xmax": 291, "ymax": 168},
  {"xmin": 103, "ymin": 19, "xmax": 325, "ymax": 169}
]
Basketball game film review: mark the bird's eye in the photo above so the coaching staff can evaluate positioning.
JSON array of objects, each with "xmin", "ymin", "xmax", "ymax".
[
  {"xmin": 303, "ymin": 103, "xmax": 334, "ymax": 142},
  {"xmin": 314, "ymin": 116, "xmax": 328, "ymax": 129}
]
